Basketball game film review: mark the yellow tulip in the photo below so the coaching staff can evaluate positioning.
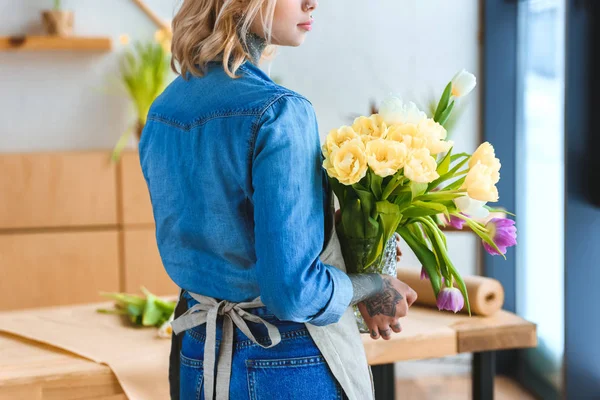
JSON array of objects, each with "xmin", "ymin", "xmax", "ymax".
[
  {"xmin": 322, "ymin": 138, "xmax": 369, "ymax": 185},
  {"xmin": 462, "ymin": 162, "xmax": 499, "ymax": 202},
  {"xmin": 323, "ymin": 125, "xmax": 359, "ymax": 158},
  {"xmin": 470, "ymin": 142, "xmax": 501, "ymax": 183},
  {"xmin": 404, "ymin": 149, "xmax": 440, "ymax": 184},
  {"xmin": 365, "ymin": 139, "xmax": 409, "ymax": 178},
  {"xmin": 352, "ymin": 114, "xmax": 388, "ymax": 144}
]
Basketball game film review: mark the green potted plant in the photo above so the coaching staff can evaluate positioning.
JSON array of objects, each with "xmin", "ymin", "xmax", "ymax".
[
  {"xmin": 110, "ymin": 30, "xmax": 172, "ymax": 162},
  {"xmin": 42, "ymin": 0, "xmax": 74, "ymax": 36}
]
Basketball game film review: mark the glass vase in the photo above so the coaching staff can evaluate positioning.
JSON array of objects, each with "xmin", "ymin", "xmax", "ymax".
[{"xmin": 352, "ymin": 233, "xmax": 398, "ymax": 333}]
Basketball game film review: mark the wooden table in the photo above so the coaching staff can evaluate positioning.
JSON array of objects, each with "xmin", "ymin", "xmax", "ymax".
[
  {"xmin": 0, "ymin": 305, "xmax": 535, "ymax": 400},
  {"xmin": 362, "ymin": 307, "xmax": 536, "ymax": 400}
]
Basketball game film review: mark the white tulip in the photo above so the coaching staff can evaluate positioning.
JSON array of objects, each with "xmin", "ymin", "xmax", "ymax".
[
  {"xmin": 379, "ymin": 94, "xmax": 427, "ymax": 126},
  {"xmin": 453, "ymin": 195, "xmax": 490, "ymax": 219},
  {"xmin": 157, "ymin": 312, "xmax": 174, "ymax": 339},
  {"xmin": 451, "ymin": 69, "xmax": 477, "ymax": 98}
]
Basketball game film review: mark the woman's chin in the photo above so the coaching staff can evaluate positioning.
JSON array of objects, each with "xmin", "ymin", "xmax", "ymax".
[{"xmin": 288, "ymin": 34, "xmax": 306, "ymax": 47}]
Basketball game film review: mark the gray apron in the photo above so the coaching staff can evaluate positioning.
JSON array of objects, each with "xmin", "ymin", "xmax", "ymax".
[{"xmin": 168, "ymin": 187, "xmax": 375, "ymax": 400}]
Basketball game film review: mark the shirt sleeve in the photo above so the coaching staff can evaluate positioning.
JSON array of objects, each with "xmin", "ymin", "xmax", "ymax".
[{"xmin": 251, "ymin": 94, "xmax": 353, "ymax": 326}]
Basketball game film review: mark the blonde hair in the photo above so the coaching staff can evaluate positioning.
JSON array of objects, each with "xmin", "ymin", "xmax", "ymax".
[{"xmin": 171, "ymin": 0, "xmax": 278, "ymax": 80}]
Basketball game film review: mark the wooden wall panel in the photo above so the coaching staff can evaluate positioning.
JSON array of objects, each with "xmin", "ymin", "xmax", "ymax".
[
  {"xmin": 123, "ymin": 228, "xmax": 178, "ymax": 296},
  {"xmin": 120, "ymin": 151, "xmax": 154, "ymax": 226},
  {"xmin": 0, "ymin": 231, "xmax": 120, "ymax": 311},
  {"xmin": 0, "ymin": 152, "xmax": 117, "ymax": 229}
]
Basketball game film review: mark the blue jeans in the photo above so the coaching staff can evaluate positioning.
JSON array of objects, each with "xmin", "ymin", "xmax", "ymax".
[{"xmin": 178, "ymin": 292, "xmax": 347, "ymax": 400}]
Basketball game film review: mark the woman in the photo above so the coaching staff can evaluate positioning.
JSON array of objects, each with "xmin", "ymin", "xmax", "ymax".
[{"xmin": 139, "ymin": 0, "xmax": 418, "ymax": 399}]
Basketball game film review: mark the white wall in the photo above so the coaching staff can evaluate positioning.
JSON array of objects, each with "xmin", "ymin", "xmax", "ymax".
[{"xmin": 0, "ymin": 0, "xmax": 481, "ymax": 275}]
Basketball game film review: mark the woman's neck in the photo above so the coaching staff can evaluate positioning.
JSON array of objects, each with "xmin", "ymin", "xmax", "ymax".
[{"xmin": 244, "ymin": 30, "xmax": 267, "ymax": 65}]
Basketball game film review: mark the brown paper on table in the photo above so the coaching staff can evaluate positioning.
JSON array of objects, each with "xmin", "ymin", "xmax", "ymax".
[
  {"xmin": 397, "ymin": 268, "xmax": 505, "ymax": 316},
  {"xmin": 0, "ymin": 297, "xmax": 178, "ymax": 400}
]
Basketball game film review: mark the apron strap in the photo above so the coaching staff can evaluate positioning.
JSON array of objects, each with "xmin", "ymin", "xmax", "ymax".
[
  {"xmin": 171, "ymin": 292, "xmax": 282, "ymax": 400},
  {"xmin": 168, "ymin": 288, "xmax": 188, "ymax": 400}
]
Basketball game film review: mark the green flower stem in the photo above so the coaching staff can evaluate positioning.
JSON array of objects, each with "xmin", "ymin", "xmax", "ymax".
[
  {"xmin": 416, "ymin": 222, "xmax": 442, "ymax": 267},
  {"xmin": 451, "ymin": 213, "xmax": 488, "ymax": 235},
  {"xmin": 417, "ymin": 217, "xmax": 447, "ymax": 250},
  {"xmin": 416, "ymin": 217, "xmax": 453, "ymax": 276},
  {"xmin": 417, "ymin": 216, "xmax": 472, "ymax": 315}
]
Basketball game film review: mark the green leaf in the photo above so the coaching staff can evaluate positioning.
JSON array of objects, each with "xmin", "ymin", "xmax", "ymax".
[
  {"xmin": 427, "ymin": 156, "xmax": 470, "ymax": 191},
  {"xmin": 342, "ymin": 196, "xmax": 364, "ymax": 238},
  {"xmin": 354, "ymin": 188, "xmax": 378, "ymax": 236},
  {"xmin": 141, "ymin": 287, "xmax": 164, "ymax": 327},
  {"xmin": 411, "ymin": 201, "xmax": 448, "ymax": 214},
  {"xmin": 415, "ymin": 192, "xmax": 464, "ymax": 202},
  {"xmin": 381, "ymin": 171, "xmax": 405, "ymax": 200},
  {"xmin": 402, "ymin": 207, "xmax": 441, "ymax": 218},
  {"xmin": 425, "ymin": 215, "xmax": 448, "ymax": 248},
  {"xmin": 393, "ymin": 192, "xmax": 413, "ymax": 211},
  {"xmin": 484, "ymin": 206, "xmax": 516, "ymax": 217},
  {"xmin": 436, "ymin": 148, "xmax": 453, "ymax": 176},
  {"xmin": 441, "ymin": 176, "xmax": 467, "ymax": 191},
  {"xmin": 389, "ymin": 185, "xmax": 411, "ymax": 196},
  {"xmin": 423, "ymin": 224, "xmax": 449, "ymax": 280},
  {"xmin": 351, "ymin": 182, "xmax": 369, "ymax": 192},
  {"xmin": 328, "ymin": 177, "xmax": 346, "ymax": 207},
  {"xmin": 438, "ymin": 100, "xmax": 455, "ymax": 127},
  {"xmin": 397, "ymin": 227, "xmax": 442, "ymax": 297},
  {"xmin": 154, "ymin": 298, "xmax": 176, "ymax": 314},
  {"xmin": 410, "ymin": 182, "xmax": 428, "ymax": 200},
  {"xmin": 434, "ymin": 82, "xmax": 453, "ymax": 122},
  {"xmin": 451, "ymin": 153, "xmax": 471, "ymax": 162},
  {"xmin": 354, "ymin": 188, "xmax": 376, "ymax": 215},
  {"xmin": 127, "ymin": 303, "xmax": 144, "ymax": 317},
  {"xmin": 370, "ymin": 173, "xmax": 383, "ymax": 200},
  {"xmin": 376, "ymin": 201, "xmax": 402, "ymax": 244}
]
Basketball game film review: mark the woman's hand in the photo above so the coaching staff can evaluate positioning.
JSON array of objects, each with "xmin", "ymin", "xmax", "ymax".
[
  {"xmin": 334, "ymin": 208, "xmax": 410, "ymax": 339},
  {"xmin": 358, "ymin": 276, "xmax": 417, "ymax": 340}
]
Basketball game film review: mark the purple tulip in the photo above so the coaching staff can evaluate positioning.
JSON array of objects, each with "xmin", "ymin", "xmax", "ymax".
[
  {"xmin": 436, "ymin": 287, "xmax": 464, "ymax": 313},
  {"xmin": 439, "ymin": 214, "xmax": 466, "ymax": 230},
  {"xmin": 447, "ymin": 214, "xmax": 466, "ymax": 230},
  {"xmin": 483, "ymin": 218, "xmax": 517, "ymax": 256}
]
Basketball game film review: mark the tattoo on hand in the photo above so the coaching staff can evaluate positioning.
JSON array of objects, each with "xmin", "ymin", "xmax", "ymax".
[{"xmin": 364, "ymin": 278, "xmax": 403, "ymax": 317}]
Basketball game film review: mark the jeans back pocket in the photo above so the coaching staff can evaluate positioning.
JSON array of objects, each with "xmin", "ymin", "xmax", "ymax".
[
  {"xmin": 180, "ymin": 352, "xmax": 204, "ymax": 400},
  {"xmin": 246, "ymin": 355, "xmax": 343, "ymax": 400}
]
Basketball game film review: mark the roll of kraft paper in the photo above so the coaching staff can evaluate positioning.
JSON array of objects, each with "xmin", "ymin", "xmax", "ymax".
[{"xmin": 396, "ymin": 268, "xmax": 505, "ymax": 316}]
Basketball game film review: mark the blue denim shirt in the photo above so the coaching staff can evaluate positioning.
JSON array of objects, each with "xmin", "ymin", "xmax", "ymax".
[{"xmin": 138, "ymin": 60, "xmax": 353, "ymax": 326}]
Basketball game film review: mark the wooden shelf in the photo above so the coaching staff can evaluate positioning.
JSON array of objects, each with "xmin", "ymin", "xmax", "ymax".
[{"xmin": 0, "ymin": 36, "xmax": 112, "ymax": 52}]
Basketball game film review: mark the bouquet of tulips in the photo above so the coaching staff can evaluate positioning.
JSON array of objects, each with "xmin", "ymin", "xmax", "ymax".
[{"xmin": 322, "ymin": 70, "xmax": 517, "ymax": 320}]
